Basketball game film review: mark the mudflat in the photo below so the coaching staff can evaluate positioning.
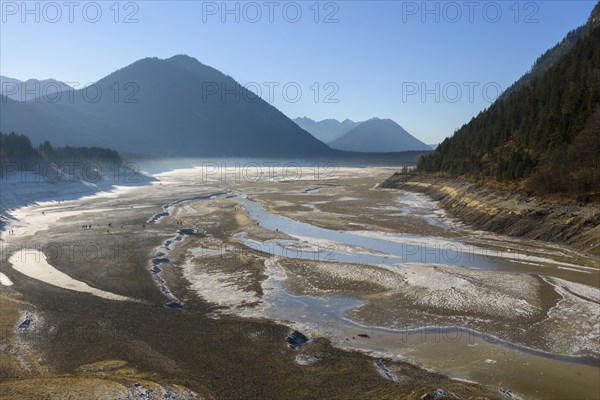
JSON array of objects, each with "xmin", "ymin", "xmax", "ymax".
[{"xmin": 1, "ymin": 166, "xmax": 598, "ymax": 399}]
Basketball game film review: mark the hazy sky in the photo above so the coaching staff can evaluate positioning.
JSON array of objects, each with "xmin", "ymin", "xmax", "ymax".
[{"xmin": 1, "ymin": 1, "xmax": 596, "ymax": 143}]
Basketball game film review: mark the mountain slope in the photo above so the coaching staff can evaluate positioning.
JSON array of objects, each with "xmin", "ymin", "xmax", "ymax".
[
  {"xmin": 329, "ymin": 118, "xmax": 431, "ymax": 153},
  {"xmin": 293, "ymin": 117, "xmax": 359, "ymax": 143},
  {"xmin": 418, "ymin": 2, "xmax": 600, "ymax": 198},
  {"xmin": 1, "ymin": 55, "xmax": 332, "ymax": 157}
]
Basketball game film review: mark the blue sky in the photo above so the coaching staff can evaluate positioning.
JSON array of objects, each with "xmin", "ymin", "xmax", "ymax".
[{"xmin": 1, "ymin": 1, "xmax": 596, "ymax": 143}]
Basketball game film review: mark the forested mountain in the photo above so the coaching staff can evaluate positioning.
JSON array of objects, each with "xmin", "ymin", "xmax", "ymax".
[
  {"xmin": 418, "ymin": 2, "xmax": 600, "ymax": 199},
  {"xmin": 0, "ymin": 55, "xmax": 331, "ymax": 157}
]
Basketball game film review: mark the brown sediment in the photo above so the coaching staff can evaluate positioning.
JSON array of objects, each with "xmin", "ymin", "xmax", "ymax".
[{"xmin": 0, "ymin": 179, "xmax": 504, "ymax": 399}]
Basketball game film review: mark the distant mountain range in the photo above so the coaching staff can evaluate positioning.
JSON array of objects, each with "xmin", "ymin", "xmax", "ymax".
[
  {"xmin": 294, "ymin": 117, "xmax": 430, "ymax": 153},
  {"xmin": 0, "ymin": 55, "xmax": 331, "ymax": 157},
  {"xmin": 0, "ymin": 76, "xmax": 72, "ymax": 101},
  {"xmin": 328, "ymin": 118, "xmax": 431, "ymax": 153},
  {"xmin": 293, "ymin": 117, "xmax": 360, "ymax": 143}
]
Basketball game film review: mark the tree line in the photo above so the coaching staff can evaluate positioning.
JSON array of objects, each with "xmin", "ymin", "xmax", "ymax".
[{"xmin": 0, "ymin": 132, "xmax": 122, "ymax": 173}]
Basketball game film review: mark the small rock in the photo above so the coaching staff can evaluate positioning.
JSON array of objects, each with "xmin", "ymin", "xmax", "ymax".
[{"xmin": 286, "ymin": 330, "xmax": 308, "ymax": 349}]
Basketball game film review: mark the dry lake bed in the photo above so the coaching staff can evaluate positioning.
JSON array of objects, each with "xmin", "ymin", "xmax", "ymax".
[{"xmin": 1, "ymin": 165, "xmax": 598, "ymax": 399}]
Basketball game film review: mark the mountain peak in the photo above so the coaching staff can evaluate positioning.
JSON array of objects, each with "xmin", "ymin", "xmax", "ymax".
[
  {"xmin": 365, "ymin": 117, "xmax": 397, "ymax": 125},
  {"xmin": 364, "ymin": 118, "xmax": 405, "ymax": 129},
  {"xmin": 166, "ymin": 54, "xmax": 203, "ymax": 65}
]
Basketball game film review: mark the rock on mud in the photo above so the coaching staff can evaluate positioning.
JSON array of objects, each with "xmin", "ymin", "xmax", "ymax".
[
  {"xmin": 285, "ymin": 330, "xmax": 308, "ymax": 349},
  {"xmin": 374, "ymin": 359, "xmax": 398, "ymax": 382}
]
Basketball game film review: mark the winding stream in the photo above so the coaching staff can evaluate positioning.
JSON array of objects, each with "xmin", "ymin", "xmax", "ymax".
[{"xmin": 236, "ymin": 195, "xmax": 591, "ymax": 275}]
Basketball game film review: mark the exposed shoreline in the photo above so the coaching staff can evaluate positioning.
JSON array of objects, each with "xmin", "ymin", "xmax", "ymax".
[
  {"xmin": 0, "ymin": 167, "xmax": 509, "ymax": 400},
  {"xmin": 2, "ymin": 165, "xmax": 598, "ymax": 399},
  {"xmin": 380, "ymin": 174, "xmax": 600, "ymax": 258}
]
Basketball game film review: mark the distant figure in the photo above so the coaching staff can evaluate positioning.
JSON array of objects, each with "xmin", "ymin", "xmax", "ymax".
[
  {"xmin": 142, "ymin": 224, "xmax": 146, "ymax": 228},
  {"xmin": 107, "ymin": 229, "xmax": 109, "ymax": 233},
  {"xmin": 108, "ymin": 223, "xmax": 112, "ymax": 227}
]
